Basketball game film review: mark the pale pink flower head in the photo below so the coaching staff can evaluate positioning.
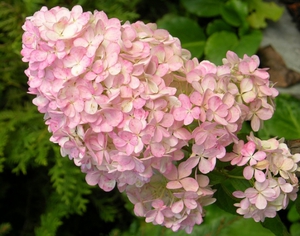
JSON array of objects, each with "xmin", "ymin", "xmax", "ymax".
[
  {"xmin": 238, "ymin": 78, "xmax": 257, "ymax": 103},
  {"xmin": 246, "ymin": 99, "xmax": 274, "ymax": 132},
  {"xmin": 35, "ymin": 5, "xmax": 91, "ymax": 41},
  {"xmin": 244, "ymin": 180, "xmax": 277, "ymax": 210},
  {"xmin": 173, "ymin": 94, "xmax": 200, "ymax": 125},
  {"xmin": 238, "ymin": 55, "xmax": 260, "ymax": 75},
  {"xmin": 22, "ymin": 5, "xmax": 299, "ymax": 233},
  {"xmin": 240, "ymin": 141, "xmax": 267, "ymax": 166},
  {"xmin": 222, "ymin": 50, "xmax": 240, "ymax": 68},
  {"xmin": 165, "ymin": 158, "xmax": 199, "ymax": 192},
  {"xmin": 206, "ymin": 95, "xmax": 229, "ymax": 126}
]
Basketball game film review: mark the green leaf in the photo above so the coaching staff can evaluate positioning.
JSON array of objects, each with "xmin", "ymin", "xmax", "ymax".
[
  {"xmin": 115, "ymin": 204, "xmax": 275, "ymax": 236},
  {"xmin": 196, "ymin": 204, "xmax": 274, "ymax": 236},
  {"xmin": 294, "ymin": 193, "xmax": 300, "ymax": 216},
  {"xmin": 220, "ymin": 217, "xmax": 274, "ymax": 236},
  {"xmin": 206, "ymin": 19, "xmax": 235, "ymax": 36},
  {"xmin": 246, "ymin": 0, "xmax": 284, "ymax": 29},
  {"xmin": 181, "ymin": 0, "xmax": 226, "ymax": 17},
  {"xmin": 220, "ymin": 0, "xmax": 248, "ymax": 27},
  {"xmin": 290, "ymin": 222, "xmax": 300, "ymax": 236},
  {"xmin": 288, "ymin": 203, "xmax": 300, "ymax": 223},
  {"xmin": 227, "ymin": 167, "xmax": 252, "ymax": 192},
  {"xmin": 205, "ymin": 31, "xmax": 239, "ymax": 65},
  {"xmin": 261, "ymin": 215, "xmax": 291, "ymax": 236},
  {"xmin": 231, "ymin": 30, "xmax": 262, "ymax": 57},
  {"xmin": 214, "ymin": 183, "xmax": 237, "ymax": 215},
  {"xmin": 157, "ymin": 15, "xmax": 206, "ymax": 58},
  {"xmin": 206, "ymin": 170, "xmax": 228, "ymax": 185},
  {"xmin": 205, "ymin": 29, "xmax": 262, "ymax": 67},
  {"xmin": 258, "ymin": 94, "xmax": 300, "ymax": 140}
]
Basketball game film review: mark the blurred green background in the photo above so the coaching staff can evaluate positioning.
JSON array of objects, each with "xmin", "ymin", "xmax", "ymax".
[{"xmin": 2, "ymin": 0, "xmax": 300, "ymax": 235}]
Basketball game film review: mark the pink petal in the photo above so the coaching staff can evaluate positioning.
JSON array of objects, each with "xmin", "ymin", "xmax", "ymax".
[
  {"xmin": 134, "ymin": 202, "xmax": 145, "ymax": 216},
  {"xmin": 255, "ymin": 194, "xmax": 267, "ymax": 209},
  {"xmin": 152, "ymin": 199, "xmax": 164, "ymax": 208},
  {"xmin": 173, "ymin": 107, "xmax": 187, "ymax": 121},
  {"xmin": 180, "ymin": 177, "xmax": 199, "ymax": 192},
  {"xmin": 160, "ymin": 113, "xmax": 174, "ymax": 128},
  {"xmin": 232, "ymin": 190, "xmax": 245, "ymax": 198},
  {"xmin": 280, "ymin": 183, "xmax": 293, "ymax": 193},
  {"xmin": 256, "ymin": 108, "xmax": 273, "ymax": 120},
  {"xmin": 198, "ymin": 157, "xmax": 213, "ymax": 174},
  {"xmin": 105, "ymin": 28, "xmax": 121, "ymax": 41},
  {"xmin": 262, "ymin": 188, "xmax": 276, "ymax": 198},
  {"xmin": 85, "ymin": 171, "xmax": 100, "ymax": 186},
  {"xmin": 253, "ymin": 151, "xmax": 266, "ymax": 161},
  {"xmin": 171, "ymin": 200, "xmax": 184, "ymax": 214},
  {"xmin": 225, "ymin": 51, "xmax": 239, "ymax": 64},
  {"xmin": 133, "ymin": 98, "xmax": 146, "ymax": 109},
  {"xmin": 254, "ymin": 169, "xmax": 266, "ymax": 182},
  {"xmin": 240, "ymin": 78, "xmax": 253, "ymax": 93},
  {"xmin": 208, "ymin": 96, "xmax": 222, "ymax": 112},
  {"xmin": 102, "ymin": 109, "xmax": 123, "ymax": 127},
  {"xmin": 85, "ymin": 99, "xmax": 98, "ymax": 114},
  {"xmin": 238, "ymin": 61, "xmax": 250, "ymax": 74},
  {"xmin": 243, "ymin": 91, "xmax": 256, "ymax": 103},
  {"xmin": 244, "ymin": 188, "xmax": 258, "ymax": 198},
  {"xmin": 155, "ymin": 211, "xmax": 164, "ymax": 225},
  {"xmin": 173, "ymin": 127, "xmax": 192, "ymax": 140},
  {"xmin": 250, "ymin": 115, "xmax": 261, "ymax": 132},
  {"xmin": 179, "ymin": 94, "xmax": 191, "ymax": 108},
  {"xmin": 241, "ymin": 141, "xmax": 256, "ymax": 156},
  {"xmin": 178, "ymin": 156, "xmax": 199, "ymax": 179},
  {"xmin": 31, "ymin": 50, "xmax": 48, "ymax": 62},
  {"xmin": 243, "ymin": 166, "xmax": 254, "ymax": 180},
  {"xmin": 281, "ymin": 158, "xmax": 295, "ymax": 171},
  {"xmin": 184, "ymin": 198, "xmax": 198, "ymax": 210},
  {"xmin": 166, "ymin": 180, "xmax": 182, "ymax": 189},
  {"xmin": 145, "ymin": 211, "xmax": 156, "ymax": 223},
  {"xmin": 151, "ymin": 142, "xmax": 165, "ymax": 157},
  {"xmin": 129, "ymin": 119, "xmax": 143, "ymax": 134},
  {"xmin": 184, "ymin": 113, "xmax": 194, "ymax": 125}
]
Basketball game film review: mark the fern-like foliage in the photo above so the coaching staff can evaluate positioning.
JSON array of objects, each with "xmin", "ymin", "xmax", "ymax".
[
  {"xmin": 49, "ymin": 146, "xmax": 92, "ymax": 215},
  {"xmin": 34, "ymin": 148, "xmax": 92, "ymax": 235}
]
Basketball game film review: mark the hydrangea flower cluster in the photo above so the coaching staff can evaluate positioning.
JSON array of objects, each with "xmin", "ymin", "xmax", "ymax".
[
  {"xmin": 21, "ymin": 5, "xmax": 299, "ymax": 233},
  {"xmin": 228, "ymin": 133, "xmax": 300, "ymax": 222}
]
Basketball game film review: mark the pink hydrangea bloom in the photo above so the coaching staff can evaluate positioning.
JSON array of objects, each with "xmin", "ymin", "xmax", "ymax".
[{"xmin": 22, "ymin": 5, "xmax": 298, "ymax": 233}]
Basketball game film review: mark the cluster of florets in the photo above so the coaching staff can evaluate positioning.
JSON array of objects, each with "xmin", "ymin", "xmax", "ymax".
[
  {"xmin": 227, "ymin": 133, "xmax": 300, "ymax": 222},
  {"xmin": 21, "ymin": 5, "xmax": 299, "ymax": 234}
]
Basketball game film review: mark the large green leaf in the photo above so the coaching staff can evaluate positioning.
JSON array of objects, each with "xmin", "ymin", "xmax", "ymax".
[
  {"xmin": 206, "ymin": 169, "xmax": 228, "ymax": 185},
  {"xmin": 196, "ymin": 204, "xmax": 274, "ymax": 236},
  {"xmin": 290, "ymin": 222, "xmax": 300, "ymax": 236},
  {"xmin": 294, "ymin": 191, "xmax": 300, "ymax": 217},
  {"xmin": 214, "ymin": 183, "xmax": 238, "ymax": 215},
  {"xmin": 231, "ymin": 29, "xmax": 262, "ymax": 57},
  {"xmin": 181, "ymin": 0, "xmax": 226, "ymax": 17},
  {"xmin": 205, "ymin": 29, "xmax": 262, "ymax": 65},
  {"xmin": 288, "ymin": 203, "xmax": 300, "ymax": 223},
  {"xmin": 261, "ymin": 215, "xmax": 291, "ymax": 236},
  {"xmin": 205, "ymin": 31, "xmax": 239, "ymax": 65},
  {"xmin": 157, "ymin": 15, "xmax": 206, "ymax": 58},
  {"xmin": 206, "ymin": 19, "xmax": 234, "ymax": 36},
  {"xmin": 258, "ymin": 94, "xmax": 300, "ymax": 140},
  {"xmin": 220, "ymin": 0, "xmax": 248, "ymax": 27}
]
